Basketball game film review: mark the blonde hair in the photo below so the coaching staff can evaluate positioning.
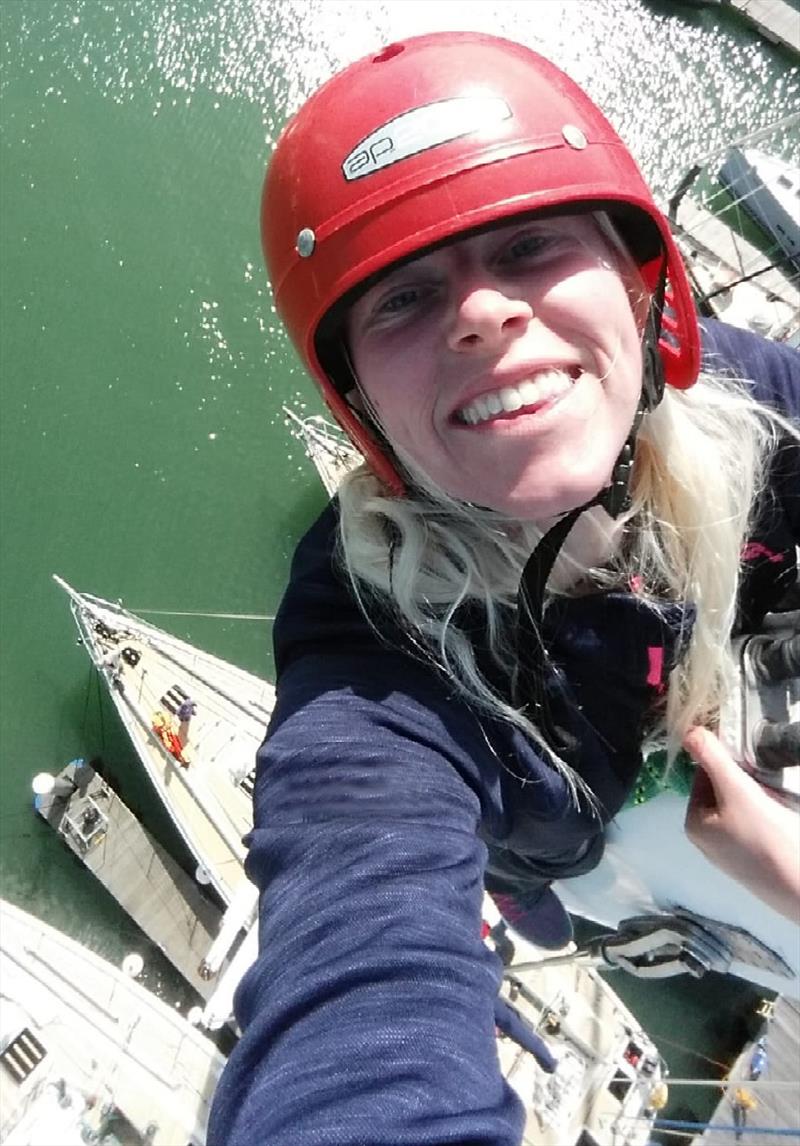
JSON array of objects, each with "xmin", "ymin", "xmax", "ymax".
[{"xmin": 335, "ymin": 370, "xmax": 796, "ymax": 796}]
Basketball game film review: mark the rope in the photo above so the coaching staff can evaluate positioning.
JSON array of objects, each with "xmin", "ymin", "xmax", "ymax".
[
  {"xmin": 647, "ymin": 1030, "xmax": 731, "ymax": 1071},
  {"xmin": 81, "ymin": 663, "xmax": 95, "ymax": 751},
  {"xmin": 96, "ymin": 668, "xmax": 106, "ymax": 753}
]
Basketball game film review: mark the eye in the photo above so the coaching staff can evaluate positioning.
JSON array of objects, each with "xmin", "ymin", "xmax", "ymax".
[
  {"xmin": 498, "ymin": 231, "xmax": 553, "ymax": 266},
  {"xmin": 379, "ymin": 287, "xmax": 423, "ymax": 314},
  {"xmin": 366, "ymin": 280, "xmax": 439, "ymax": 330}
]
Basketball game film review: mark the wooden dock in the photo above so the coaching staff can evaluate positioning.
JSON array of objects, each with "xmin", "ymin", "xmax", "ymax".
[
  {"xmin": 729, "ymin": 0, "xmax": 800, "ymax": 55},
  {"xmin": 34, "ymin": 757, "xmax": 224, "ymax": 1001},
  {"xmin": 694, "ymin": 996, "xmax": 800, "ymax": 1143}
]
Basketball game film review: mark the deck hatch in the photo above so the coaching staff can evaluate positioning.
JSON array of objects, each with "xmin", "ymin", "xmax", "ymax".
[
  {"xmin": 0, "ymin": 1027, "xmax": 47, "ymax": 1083},
  {"xmin": 239, "ymin": 766, "xmax": 257, "ymax": 799}
]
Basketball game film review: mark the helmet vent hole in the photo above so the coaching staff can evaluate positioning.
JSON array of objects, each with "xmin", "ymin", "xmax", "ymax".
[{"xmin": 372, "ymin": 43, "xmax": 405, "ymax": 64}]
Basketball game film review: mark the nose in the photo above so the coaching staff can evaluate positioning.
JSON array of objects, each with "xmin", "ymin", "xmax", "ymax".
[{"xmin": 448, "ymin": 287, "xmax": 533, "ymax": 354}]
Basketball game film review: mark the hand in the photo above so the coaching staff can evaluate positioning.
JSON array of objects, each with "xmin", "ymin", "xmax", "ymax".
[{"xmin": 683, "ymin": 726, "xmax": 800, "ymax": 923}]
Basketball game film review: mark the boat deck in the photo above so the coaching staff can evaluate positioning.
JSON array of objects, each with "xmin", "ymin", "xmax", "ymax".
[
  {"xmin": 34, "ymin": 758, "xmax": 224, "ymax": 1001},
  {"xmin": 499, "ymin": 957, "xmax": 660, "ymax": 1146},
  {"xmin": 729, "ymin": 0, "xmax": 800, "ymax": 55},
  {"xmin": 0, "ymin": 899, "xmax": 225, "ymax": 1146}
]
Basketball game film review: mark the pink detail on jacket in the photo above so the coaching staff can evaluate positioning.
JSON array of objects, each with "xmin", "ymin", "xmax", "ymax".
[
  {"xmin": 647, "ymin": 646, "xmax": 665, "ymax": 693},
  {"xmin": 741, "ymin": 541, "xmax": 784, "ymax": 564}
]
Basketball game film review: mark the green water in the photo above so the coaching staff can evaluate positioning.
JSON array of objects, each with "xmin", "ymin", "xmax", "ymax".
[{"xmin": 1, "ymin": 0, "xmax": 796, "ymax": 1135}]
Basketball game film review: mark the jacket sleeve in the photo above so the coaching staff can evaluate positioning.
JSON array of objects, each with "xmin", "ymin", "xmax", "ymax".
[{"xmin": 208, "ymin": 642, "xmax": 526, "ymax": 1144}]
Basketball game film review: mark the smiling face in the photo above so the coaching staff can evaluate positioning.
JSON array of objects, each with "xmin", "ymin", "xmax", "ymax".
[{"xmin": 345, "ymin": 214, "xmax": 647, "ymax": 524}]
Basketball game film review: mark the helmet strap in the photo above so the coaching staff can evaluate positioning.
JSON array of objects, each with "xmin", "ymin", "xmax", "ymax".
[{"xmin": 513, "ymin": 268, "xmax": 668, "ymax": 756}]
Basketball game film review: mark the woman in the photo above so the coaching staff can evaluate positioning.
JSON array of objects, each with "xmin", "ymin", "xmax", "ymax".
[{"xmin": 210, "ymin": 32, "xmax": 799, "ymax": 1145}]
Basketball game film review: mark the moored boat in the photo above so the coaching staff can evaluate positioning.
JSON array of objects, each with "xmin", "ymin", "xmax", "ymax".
[
  {"xmin": 0, "ymin": 898, "xmax": 226, "ymax": 1146},
  {"xmin": 53, "ymin": 575, "xmax": 274, "ymax": 908},
  {"xmin": 668, "ymin": 116, "xmax": 800, "ymax": 344},
  {"xmin": 718, "ymin": 145, "xmax": 800, "ymax": 268},
  {"xmin": 283, "ymin": 404, "xmax": 361, "ymax": 495}
]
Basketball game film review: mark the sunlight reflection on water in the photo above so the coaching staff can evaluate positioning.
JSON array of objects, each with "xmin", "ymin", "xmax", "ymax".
[{"xmin": 9, "ymin": 0, "xmax": 797, "ymax": 195}]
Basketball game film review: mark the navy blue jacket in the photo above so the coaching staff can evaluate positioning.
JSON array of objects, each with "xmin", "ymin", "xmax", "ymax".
[{"xmin": 209, "ymin": 321, "xmax": 798, "ymax": 1145}]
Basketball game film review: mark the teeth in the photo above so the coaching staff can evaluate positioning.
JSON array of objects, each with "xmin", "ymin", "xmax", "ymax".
[
  {"xmin": 518, "ymin": 380, "xmax": 539, "ymax": 405},
  {"xmin": 499, "ymin": 387, "xmax": 522, "ymax": 412},
  {"xmin": 457, "ymin": 370, "xmax": 576, "ymax": 426}
]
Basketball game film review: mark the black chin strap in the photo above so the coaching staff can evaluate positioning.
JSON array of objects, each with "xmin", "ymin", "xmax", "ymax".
[{"xmin": 513, "ymin": 287, "xmax": 667, "ymax": 758}]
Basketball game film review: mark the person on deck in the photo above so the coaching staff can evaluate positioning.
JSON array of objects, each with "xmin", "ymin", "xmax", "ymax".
[
  {"xmin": 731, "ymin": 1086, "xmax": 758, "ymax": 1140},
  {"xmin": 210, "ymin": 32, "xmax": 800, "ymax": 1145}
]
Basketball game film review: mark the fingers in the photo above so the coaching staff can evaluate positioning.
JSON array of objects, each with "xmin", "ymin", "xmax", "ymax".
[
  {"xmin": 683, "ymin": 725, "xmax": 785, "ymax": 815},
  {"xmin": 682, "ymin": 726, "xmax": 750, "ymax": 803},
  {"xmin": 683, "ymin": 726, "xmax": 733, "ymax": 771},
  {"xmin": 685, "ymin": 764, "xmax": 717, "ymax": 844},
  {"xmin": 686, "ymin": 761, "xmax": 716, "ymax": 815}
]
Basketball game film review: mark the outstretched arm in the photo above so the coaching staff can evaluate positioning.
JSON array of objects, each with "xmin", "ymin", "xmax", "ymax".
[
  {"xmin": 683, "ymin": 726, "xmax": 800, "ymax": 922},
  {"xmin": 208, "ymin": 656, "xmax": 525, "ymax": 1146}
]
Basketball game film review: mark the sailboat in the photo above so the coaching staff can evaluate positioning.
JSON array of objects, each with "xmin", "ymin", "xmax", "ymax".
[
  {"xmin": 667, "ymin": 114, "xmax": 800, "ymax": 344},
  {"xmin": 0, "ymin": 898, "xmax": 225, "ymax": 1146},
  {"xmin": 41, "ymin": 603, "xmax": 672, "ymax": 1140},
  {"xmin": 483, "ymin": 902, "xmax": 667, "ymax": 1146},
  {"xmin": 283, "ymin": 405, "xmax": 362, "ymax": 495},
  {"xmin": 53, "ymin": 575, "xmax": 274, "ymax": 910},
  {"xmin": 718, "ymin": 146, "xmax": 800, "ymax": 269}
]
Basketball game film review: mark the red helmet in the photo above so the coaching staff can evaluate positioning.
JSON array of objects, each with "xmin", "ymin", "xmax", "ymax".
[{"xmin": 262, "ymin": 31, "xmax": 700, "ymax": 493}]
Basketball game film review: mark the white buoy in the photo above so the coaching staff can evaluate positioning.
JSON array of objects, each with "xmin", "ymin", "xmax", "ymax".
[
  {"xmin": 195, "ymin": 864, "xmax": 212, "ymax": 886},
  {"xmin": 187, "ymin": 1006, "xmax": 204, "ymax": 1027},
  {"xmin": 32, "ymin": 773, "xmax": 75, "ymax": 798},
  {"xmin": 122, "ymin": 952, "xmax": 144, "ymax": 978}
]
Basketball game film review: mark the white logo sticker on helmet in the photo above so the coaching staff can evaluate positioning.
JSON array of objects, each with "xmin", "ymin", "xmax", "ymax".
[{"xmin": 342, "ymin": 96, "xmax": 512, "ymax": 182}]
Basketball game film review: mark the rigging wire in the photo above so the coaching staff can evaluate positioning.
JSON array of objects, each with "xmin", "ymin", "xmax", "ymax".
[
  {"xmin": 662, "ymin": 1079, "xmax": 798, "ymax": 1090},
  {"xmin": 81, "ymin": 662, "xmax": 95, "ymax": 752},
  {"xmin": 619, "ymin": 1108, "xmax": 800, "ymax": 1138},
  {"xmin": 653, "ymin": 1118, "xmax": 800, "ymax": 1137},
  {"xmin": 642, "ymin": 1127, "xmax": 799, "ymax": 1142},
  {"xmin": 131, "ymin": 608, "xmax": 275, "ymax": 621},
  {"xmin": 681, "ymin": 111, "xmax": 800, "ymax": 174},
  {"xmin": 96, "ymin": 666, "xmax": 106, "ymax": 754}
]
